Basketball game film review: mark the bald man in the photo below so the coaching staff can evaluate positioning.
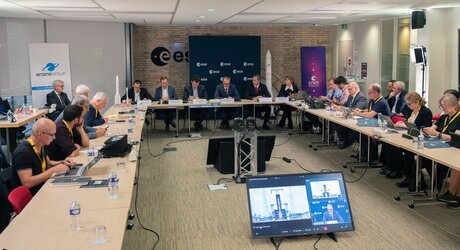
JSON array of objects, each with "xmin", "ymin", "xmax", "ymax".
[{"xmin": 11, "ymin": 118, "xmax": 75, "ymax": 195}]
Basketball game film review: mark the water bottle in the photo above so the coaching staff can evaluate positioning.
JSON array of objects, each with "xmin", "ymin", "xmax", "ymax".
[
  {"xmin": 382, "ymin": 120, "xmax": 388, "ymax": 133},
  {"xmin": 69, "ymin": 200, "xmax": 81, "ymax": 230},
  {"xmin": 108, "ymin": 170, "xmax": 119, "ymax": 199},
  {"xmin": 334, "ymin": 131, "xmax": 339, "ymax": 142},
  {"xmin": 417, "ymin": 134, "xmax": 424, "ymax": 149}
]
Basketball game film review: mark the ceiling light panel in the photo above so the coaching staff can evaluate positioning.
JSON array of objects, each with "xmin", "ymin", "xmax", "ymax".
[
  {"xmin": 172, "ymin": 0, "xmax": 261, "ymax": 25},
  {"xmin": 223, "ymin": 14, "xmax": 287, "ymax": 23},
  {"xmin": 95, "ymin": 0, "xmax": 176, "ymax": 12},
  {"xmin": 8, "ymin": 0, "xmax": 98, "ymax": 8},
  {"xmin": 245, "ymin": 0, "xmax": 339, "ymax": 13},
  {"xmin": 317, "ymin": 3, "xmax": 393, "ymax": 11},
  {"xmin": 112, "ymin": 13, "xmax": 171, "ymax": 25}
]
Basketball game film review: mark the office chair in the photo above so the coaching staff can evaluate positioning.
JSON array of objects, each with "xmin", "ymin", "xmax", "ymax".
[{"xmin": 8, "ymin": 185, "xmax": 32, "ymax": 215}]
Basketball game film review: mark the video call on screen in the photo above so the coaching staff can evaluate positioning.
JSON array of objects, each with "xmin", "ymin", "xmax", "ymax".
[{"xmin": 246, "ymin": 172, "xmax": 354, "ymax": 238}]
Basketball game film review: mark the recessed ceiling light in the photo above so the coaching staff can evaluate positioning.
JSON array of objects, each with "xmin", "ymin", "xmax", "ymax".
[
  {"xmin": 199, "ymin": 15, "xmax": 205, "ymax": 18},
  {"xmin": 195, "ymin": 20, "xmax": 201, "ymax": 23},
  {"xmin": 334, "ymin": 24, "xmax": 339, "ymax": 25},
  {"xmin": 361, "ymin": 19, "xmax": 366, "ymax": 21},
  {"xmin": 207, "ymin": 8, "xmax": 215, "ymax": 12}
]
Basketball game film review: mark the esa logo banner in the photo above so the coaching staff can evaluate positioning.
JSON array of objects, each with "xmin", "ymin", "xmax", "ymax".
[{"xmin": 151, "ymin": 47, "xmax": 189, "ymax": 66}]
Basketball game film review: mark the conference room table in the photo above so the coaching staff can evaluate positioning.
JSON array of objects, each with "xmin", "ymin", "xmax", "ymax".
[
  {"xmin": 0, "ymin": 109, "xmax": 48, "ymax": 160},
  {"xmin": 148, "ymin": 99, "xmax": 291, "ymax": 136},
  {"xmin": 293, "ymin": 104, "xmax": 460, "ymax": 206},
  {"xmin": 0, "ymin": 104, "xmax": 145, "ymax": 249}
]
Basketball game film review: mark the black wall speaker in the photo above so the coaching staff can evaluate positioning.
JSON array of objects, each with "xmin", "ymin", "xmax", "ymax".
[{"xmin": 412, "ymin": 11, "xmax": 426, "ymax": 29}]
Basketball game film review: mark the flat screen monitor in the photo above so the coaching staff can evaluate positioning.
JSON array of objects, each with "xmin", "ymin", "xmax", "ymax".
[{"xmin": 246, "ymin": 172, "xmax": 354, "ymax": 238}]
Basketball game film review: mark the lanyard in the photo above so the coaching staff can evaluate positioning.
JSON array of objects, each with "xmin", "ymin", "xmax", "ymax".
[
  {"xmin": 28, "ymin": 138, "xmax": 46, "ymax": 173},
  {"xmin": 62, "ymin": 120, "xmax": 74, "ymax": 141},
  {"xmin": 408, "ymin": 108, "xmax": 420, "ymax": 121},
  {"xmin": 91, "ymin": 103, "xmax": 99, "ymax": 118},
  {"xmin": 369, "ymin": 96, "xmax": 382, "ymax": 111},
  {"xmin": 442, "ymin": 111, "xmax": 460, "ymax": 133}
]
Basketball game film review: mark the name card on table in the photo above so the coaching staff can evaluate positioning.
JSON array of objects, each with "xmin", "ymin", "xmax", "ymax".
[
  {"xmin": 258, "ymin": 97, "xmax": 273, "ymax": 103},
  {"xmin": 275, "ymin": 97, "xmax": 289, "ymax": 103},
  {"xmin": 192, "ymin": 99, "xmax": 208, "ymax": 105},
  {"xmin": 209, "ymin": 99, "xmax": 221, "ymax": 104},
  {"xmin": 168, "ymin": 99, "xmax": 182, "ymax": 105},
  {"xmin": 220, "ymin": 98, "xmax": 235, "ymax": 104},
  {"xmin": 137, "ymin": 100, "xmax": 152, "ymax": 107}
]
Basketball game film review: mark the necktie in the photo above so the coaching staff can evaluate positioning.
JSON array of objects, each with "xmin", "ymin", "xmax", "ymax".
[
  {"xmin": 255, "ymin": 86, "xmax": 259, "ymax": 95},
  {"xmin": 330, "ymin": 89, "xmax": 335, "ymax": 100},
  {"xmin": 58, "ymin": 93, "xmax": 65, "ymax": 106},
  {"xmin": 225, "ymin": 88, "xmax": 229, "ymax": 97}
]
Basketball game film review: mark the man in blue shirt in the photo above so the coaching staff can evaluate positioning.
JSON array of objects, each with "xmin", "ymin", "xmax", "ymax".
[
  {"xmin": 353, "ymin": 83, "xmax": 390, "ymax": 118},
  {"xmin": 321, "ymin": 78, "xmax": 342, "ymax": 102}
]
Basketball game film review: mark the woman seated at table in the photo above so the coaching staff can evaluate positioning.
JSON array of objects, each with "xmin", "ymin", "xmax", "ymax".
[
  {"xmin": 383, "ymin": 92, "xmax": 432, "ymax": 180},
  {"xmin": 277, "ymin": 76, "xmax": 299, "ymax": 129},
  {"xmin": 400, "ymin": 94, "xmax": 460, "ymax": 192}
]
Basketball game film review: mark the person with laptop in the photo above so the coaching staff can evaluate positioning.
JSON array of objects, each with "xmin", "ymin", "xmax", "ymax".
[
  {"xmin": 84, "ymin": 92, "xmax": 109, "ymax": 127},
  {"xmin": 383, "ymin": 92, "xmax": 433, "ymax": 180},
  {"xmin": 183, "ymin": 74, "xmax": 208, "ymax": 131},
  {"xmin": 214, "ymin": 76, "xmax": 241, "ymax": 129},
  {"xmin": 46, "ymin": 105, "xmax": 90, "ymax": 161},
  {"xmin": 154, "ymin": 76, "xmax": 178, "ymax": 131},
  {"xmin": 11, "ymin": 118, "xmax": 75, "ymax": 195},
  {"xmin": 334, "ymin": 82, "xmax": 368, "ymax": 148},
  {"xmin": 352, "ymin": 83, "xmax": 391, "ymax": 161},
  {"xmin": 245, "ymin": 74, "xmax": 271, "ymax": 130},
  {"xmin": 320, "ymin": 77, "xmax": 342, "ymax": 103},
  {"xmin": 331, "ymin": 76, "xmax": 349, "ymax": 106},
  {"xmin": 277, "ymin": 75, "xmax": 299, "ymax": 129}
]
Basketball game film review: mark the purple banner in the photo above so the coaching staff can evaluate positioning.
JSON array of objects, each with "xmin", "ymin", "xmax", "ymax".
[{"xmin": 301, "ymin": 46, "xmax": 326, "ymax": 97}]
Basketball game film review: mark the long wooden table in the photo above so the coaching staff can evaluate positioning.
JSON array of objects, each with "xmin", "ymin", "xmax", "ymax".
[{"xmin": 0, "ymin": 104, "xmax": 144, "ymax": 249}]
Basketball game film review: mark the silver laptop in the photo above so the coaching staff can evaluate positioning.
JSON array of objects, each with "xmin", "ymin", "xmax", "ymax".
[
  {"xmin": 62, "ymin": 153, "xmax": 102, "ymax": 177},
  {"xmin": 340, "ymin": 106, "xmax": 352, "ymax": 117},
  {"xmin": 379, "ymin": 114, "xmax": 405, "ymax": 130}
]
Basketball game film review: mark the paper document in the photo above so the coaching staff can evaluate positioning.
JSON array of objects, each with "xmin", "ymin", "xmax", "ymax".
[{"xmin": 208, "ymin": 184, "xmax": 228, "ymax": 191}]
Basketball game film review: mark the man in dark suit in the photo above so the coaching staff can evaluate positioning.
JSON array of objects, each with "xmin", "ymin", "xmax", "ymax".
[
  {"xmin": 183, "ymin": 75, "xmax": 208, "ymax": 131},
  {"xmin": 322, "ymin": 204, "xmax": 344, "ymax": 224},
  {"xmin": 46, "ymin": 80, "xmax": 71, "ymax": 121},
  {"xmin": 214, "ymin": 76, "xmax": 241, "ymax": 129},
  {"xmin": 154, "ymin": 76, "xmax": 177, "ymax": 131},
  {"xmin": 121, "ymin": 80, "xmax": 154, "ymax": 103},
  {"xmin": 84, "ymin": 92, "xmax": 108, "ymax": 127},
  {"xmin": 335, "ymin": 82, "xmax": 368, "ymax": 148},
  {"xmin": 387, "ymin": 81, "xmax": 409, "ymax": 117},
  {"xmin": 244, "ymin": 74, "xmax": 271, "ymax": 130}
]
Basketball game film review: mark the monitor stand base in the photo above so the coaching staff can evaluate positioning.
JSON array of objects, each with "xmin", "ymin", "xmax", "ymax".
[{"xmin": 325, "ymin": 232, "xmax": 338, "ymax": 242}]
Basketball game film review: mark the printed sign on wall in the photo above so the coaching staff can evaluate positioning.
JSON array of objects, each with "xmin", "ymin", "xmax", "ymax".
[{"xmin": 29, "ymin": 43, "xmax": 72, "ymax": 108}]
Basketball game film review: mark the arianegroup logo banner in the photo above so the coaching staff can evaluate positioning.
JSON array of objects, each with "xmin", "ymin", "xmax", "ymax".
[
  {"xmin": 301, "ymin": 47, "xmax": 326, "ymax": 97},
  {"xmin": 29, "ymin": 43, "xmax": 72, "ymax": 108}
]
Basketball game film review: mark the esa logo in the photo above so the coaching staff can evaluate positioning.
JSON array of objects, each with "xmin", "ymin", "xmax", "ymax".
[
  {"xmin": 209, "ymin": 70, "xmax": 220, "ymax": 75},
  {"xmin": 232, "ymin": 69, "xmax": 243, "ymax": 74},
  {"xmin": 220, "ymin": 62, "xmax": 231, "ymax": 67},
  {"xmin": 243, "ymin": 62, "xmax": 254, "ymax": 67},
  {"xmin": 150, "ymin": 47, "xmax": 189, "ymax": 66},
  {"xmin": 196, "ymin": 62, "xmax": 208, "ymax": 67}
]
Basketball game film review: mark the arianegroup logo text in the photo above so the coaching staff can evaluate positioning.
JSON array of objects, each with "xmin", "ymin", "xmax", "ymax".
[{"xmin": 36, "ymin": 62, "xmax": 66, "ymax": 77}]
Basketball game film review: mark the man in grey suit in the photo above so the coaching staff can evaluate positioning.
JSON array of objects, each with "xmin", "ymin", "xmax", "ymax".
[
  {"xmin": 335, "ymin": 82, "xmax": 368, "ymax": 148},
  {"xmin": 183, "ymin": 75, "xmax": 208, "ymax": 131},
  {"xmin": 154, "ymin": 76, "xmax": 177, "ymax": 131}
]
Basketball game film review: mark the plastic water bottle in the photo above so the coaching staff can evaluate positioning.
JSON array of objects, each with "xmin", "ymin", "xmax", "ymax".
[
  {"xmin": 69, "ymin": 200, "xmax": 81, "ymax": 230},
  {"xmin": 417, "ymin": 134, "xmax": 424, "ymax": 149},
  {"xmin": 382, "ymin": 120, "xmax": 388, "ymax": 133},
  {"xmin": 108, "ymin": 170, "xmax": 119, "ymax": 199},
  {"xmin": 334, "ymin": 131, "xmax": 339, "ymax": 142}
]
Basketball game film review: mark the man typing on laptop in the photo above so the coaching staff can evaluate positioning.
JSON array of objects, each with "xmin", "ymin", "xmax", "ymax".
[{"xmin": 11, "ymin": 118, "xmax": 75, "ymax": 195}]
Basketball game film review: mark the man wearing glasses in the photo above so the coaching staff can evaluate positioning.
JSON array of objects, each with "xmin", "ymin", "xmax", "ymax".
[
  {"xmin": 353, "ymin": 83, "xmax": 390, "ymax": 118},
  {"xmin": 11, "ymin": 118, "xmax": 75, "ymax": 195},
  {"xmin": 46, "ymin": 80, "xmax": 71, "ymax": 121}
]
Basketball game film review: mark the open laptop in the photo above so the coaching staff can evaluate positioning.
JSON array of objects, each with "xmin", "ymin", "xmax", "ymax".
[
  {"xmin": 56, "ymin": 153, "xmax": 103, "ymax": 178},
  {"xmin": 341, "ymin": 106, "xmax": 353, "ymax": 118},
  {"xmin": 378, "ymin": 114, "xmax": 405, "ymax": 130}
]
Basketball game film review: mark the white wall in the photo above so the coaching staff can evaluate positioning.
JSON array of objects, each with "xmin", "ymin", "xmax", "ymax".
[
  {"xmin": 413, "ymin": 7, "xmax": 460, "ymax": 113},
  {"xmin": 46, "ymin": 20, "xmax": 126, "ymax": 110},
  {"xmin": 335, "ymin": 21, "xmax": 381, "ymax": 96}
]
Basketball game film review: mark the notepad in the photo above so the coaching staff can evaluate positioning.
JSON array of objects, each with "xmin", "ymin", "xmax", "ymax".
[
  {"xmin": 80, "ymin": 179, "xmax": 109, "ymax": 188},
  {"xmin": 50, "ymin": 177, "xmax": 91, "ymax": 187}
]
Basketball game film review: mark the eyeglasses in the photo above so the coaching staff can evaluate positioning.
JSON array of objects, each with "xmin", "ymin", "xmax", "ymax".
[
  {"xmin": 40, "ymin": 131, "xmax": 56, "ymax": 137},
  {"xmin": 406, "ymin": 102, "xmax": 413, "ymax": 106}
]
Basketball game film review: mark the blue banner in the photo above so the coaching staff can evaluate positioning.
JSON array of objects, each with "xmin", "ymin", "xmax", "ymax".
[
  {"xmin": 301, "ymin": 47, "xmax": 326, "ymax": 97},
  {"xmin": 189, "ymin": 36, "xmax": 260, "ymax": 97}
]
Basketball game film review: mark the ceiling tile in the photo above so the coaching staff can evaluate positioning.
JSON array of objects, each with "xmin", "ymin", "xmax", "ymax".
[
  {"xmin": 8, "ymin": 0, "xmax": 98, "ymax": 8},
  {"xmin": 223, "ymin": 14, "xmax": 287, "ymax": 24},
  {"xmin": 95, "ymin": 0, "xmax": 176, "ymax": 12}
]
